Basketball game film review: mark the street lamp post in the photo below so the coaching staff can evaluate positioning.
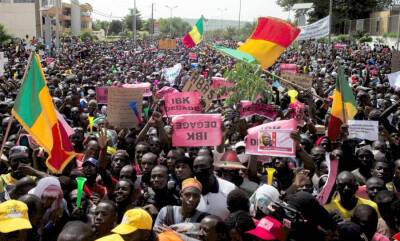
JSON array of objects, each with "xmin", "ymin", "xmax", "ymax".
[
  {"xmin": 165, "ymin": 5, "xmax": 178, "ymax": 37},
  {"xmin": 133, "ymin": 0, "xmax": 137, "ymax": 47},
  {"xmin": 238, "ymin": 0, "xmax": 241, "ymax": 31}
]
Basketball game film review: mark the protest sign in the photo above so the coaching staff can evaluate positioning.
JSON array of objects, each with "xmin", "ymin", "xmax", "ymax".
[
  {"xmin": 159, "ymin": 39, "xmax": 177, "ymax": 49},
  {"xmin": 392, "ymin": 51, "xmax": 400, "ymax": 72},
  {"xmin": 183, "ymin": 74, "xmax": 216, "ymax": 107},
  {"xmin": 388, "ymin": 71, "xmax": 400, "ymax": 89},
  {"xmin": 239, "ymin": 101, "xmax": 278, "ymax": 120},
  {"xmin": 156, "ymin": 86, "xmax": 179, "ymax": 99},
  {"xmin": 188, "ymin": 52, "xmax": 198, "ymax": 60},
  {"xmin": 107, "ymin": 87, "xmax": 145, "ymax": 128},
  {"xmin": 280, "ymin": 64, "xmax": 298, "ymax": 74},
  {"xmin": 163, "ymin": 92, "xmax": 202, "ymax": 116},
  {"xmin": 297, "ymin": 15, "xmax": 330, "ymax": 41},
  {"xmin": 290, "ymin": 101, "xmax": 305, "ymax": 126},
  {"xmin": 96, "ymin": 87, "xmax": 108, "ymax": 104},
  {"xmin": 171, "ymin": 114, "xmax": 222, "ymax": 147},
  {"xmin": 334, "ymin": 43, "xmax": 347, "ymax": 49},
  {"xmin": 280, "ymin": 73, "xmax": 313, "ymax": 90},
  {"xmin": 162, "ymin": 63, "xmax": 182, "ymax": 85},
  {"xmin": 0, "ymin": 52, "xmax": 8, "ymax": 77},
  {"xmin": 347, "ymin": 120, "xmax": 379, "ymax": 141},
  {"xmin": 211, "ymin": 77, "xmax": 234, "ymax": 100},
  {"xmin": 245, "ymin": 119, "xmax": 297, "ymax": 157}
]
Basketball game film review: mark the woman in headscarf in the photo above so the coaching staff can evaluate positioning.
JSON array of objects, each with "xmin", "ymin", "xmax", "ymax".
[
  {"xmin": 249, "ymin": 184, "xmax": 280, "ymax": 220},
  {"xmin": 29, "ymin": 176, "xmax": 68, "ymax": 241}
]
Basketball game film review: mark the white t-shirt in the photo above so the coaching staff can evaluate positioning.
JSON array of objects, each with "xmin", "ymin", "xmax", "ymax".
[{"xmin": 196, "ymin": 176, "xmax": 236, "ymax": 220}]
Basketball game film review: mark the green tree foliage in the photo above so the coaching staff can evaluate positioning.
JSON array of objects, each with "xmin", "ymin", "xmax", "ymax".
[
  {"xmin": 143, "ymin": 19, "xmax": 155, "ymax": 33},
  {"xmin": 159, "ymin": 17, "xmax": 191, "ymax": 37},
  {"xmin": 0, "ymin": 24, "xmax": 11, "ymax": 45},
  {"xmin": 223, "ymin": 62, "xmax": 273, "ymax": 106},
  {"xmin": 124, "ymin": 8, "xmax": 143, "ymax": 31},
  {"xmin": 92, "ymin": 20, "xmax": 110, "ymax": 32},
  {"xmin": 108, "ymin": 20, "xmax": 123, "ymax": 35}
]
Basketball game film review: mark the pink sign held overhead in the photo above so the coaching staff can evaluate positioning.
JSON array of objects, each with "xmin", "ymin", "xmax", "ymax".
[
  {"xmin": 334, "ymin": 43, "xmax": 347, "ymax": 49},
  {"xmin": 239, "ymin": 101, "xmax": 278, "ymax": 120},
  {"xmin": 163, "ymin": 92, "xmax": 202, "ymax": 116},
  {"xmin": 96, "ymin": 87, "xmax": 108, "ymax": 104},
  {"xmin": 171, "ymin": 114, "xmax": 222, "ymax": 147},
  {"xmin": 188, "ymin": 52, "xmax": 198, "ymax": 60},
  {"xmin": 123, "ymin": 82, "xmax": 152, "ymax": 97},
  {"xmin": 156, "ymin": 86, "xmax": 179, "ymax": 99},
  {"xmin": 245, "ymin": 119, "xmax": 297, "ymax": 157},
  {"xmin": 280, "ymin": 64, "xmax": 298, "ymax": 74},
  {"xmin": 211, "ymin": 77, "xmax": 234, "ymax": 100}
]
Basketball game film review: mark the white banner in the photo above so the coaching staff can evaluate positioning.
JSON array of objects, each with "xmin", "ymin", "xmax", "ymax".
[
  {"xmin": 388, "ymin": 71, "xmax": 400, "ymax": 89},
  {"xmin": 348, "ymin": 120, "xmax": 379, "ymax": 141},
  {"xmin": 297, "ymin": 16, "xmax": 330, "ymax": 41},
  {"xmin": 162, "ymin": 63, "xmax": 182, "ymax": 85}
]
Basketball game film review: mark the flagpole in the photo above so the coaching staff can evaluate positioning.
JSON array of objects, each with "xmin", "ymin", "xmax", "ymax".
[{"xmin": 0, "ymin": 52, "xmax": 34, "ymax": 158}]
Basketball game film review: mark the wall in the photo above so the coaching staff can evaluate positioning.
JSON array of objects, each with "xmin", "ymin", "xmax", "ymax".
[{"xmin": 0, "ymin": 2, "xmax": 37, "ymax": 39}]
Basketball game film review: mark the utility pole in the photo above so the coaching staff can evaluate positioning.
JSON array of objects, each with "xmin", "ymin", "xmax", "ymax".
[
  {"xmin": 133, "ymin": 0, "xmax": 137, "ymax": 47},
  {"xmin": 328, "ymin": 0, "xmax": 333, "ymax": 47},
  {"xmin": 55, "ymin": 0, "xmax": 61, "ymax": 52},
  {"xmin": 151, "ymin": 3, "xmax": 154, "ymax": 40},
  {"xmin": 238, "ymin": 0, "xmax": 241, "ymax": 31},
  {"xmin": 165, "ymin": 5, "xmax": 177, "ymax": 37}
]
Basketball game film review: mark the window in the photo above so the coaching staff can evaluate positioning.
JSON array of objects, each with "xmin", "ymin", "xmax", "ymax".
[{"xmin": 13, "ymin": 0, "xmax": 35, "ymax": 3}]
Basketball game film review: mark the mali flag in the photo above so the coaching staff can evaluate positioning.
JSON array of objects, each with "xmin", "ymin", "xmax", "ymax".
[
  {"xmin": 214, "ymin": 17, "xmax": 300, "ymax": 69},
  {"xmin": 182, "ymin": 16, "xmax": 204, "ymax": 48},
  {"xmin": 12, "ymin": 54, "xmax": 76, "ymax": 173},
  {"xmin": 327, "ymin": 66, "xmax": 357, "ymax": 141}
]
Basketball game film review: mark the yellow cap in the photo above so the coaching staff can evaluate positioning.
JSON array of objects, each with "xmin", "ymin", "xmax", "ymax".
[
  {"xmin": 0, "ymin": 200, "xmax": 32, "ymax": 233},
  {"xmin": 112, "ymin": 208, "xmax": 152, "ymax": 235},
  {"xmin": 107, "ymin": 146, "xmax": 117, "ymax": 155},
  {"xmin": 96, "ymin": 234, "xmax": 124, "ymax": 241}
]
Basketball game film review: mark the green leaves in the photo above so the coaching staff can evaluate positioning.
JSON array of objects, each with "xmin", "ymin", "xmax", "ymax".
[{"xmin": 222, "ymin": 62, "xmax": 273, "ymax": 106}]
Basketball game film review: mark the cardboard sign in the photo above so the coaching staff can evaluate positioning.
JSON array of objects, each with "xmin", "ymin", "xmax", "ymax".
[
  {"xmin": 122, "ymin": 82, "xmax": 152, "ymax": 97},
  {"xmin": 96, "ymin": 87, "xmax": 108, "ymax": 104},
  {"xmin": 107, "ymin": 87, "xmax": 145, "ymax": 128},
  {"xmin": 280, "ymin": 73, "xmax": 313, "ymax": 90},
  {"xmin": 171, "ymin": 114, "xmax": 222, "ymax": 147},
  {"xmin": 159, "ymin": 39, "xmax": 177, "ymax": 49},
  {"xmin": 211, "ymin": 77, "xmax": 234, "ymax": 100},
  {"xmin": 239, "ymin": 101, "xmax": 278, "ymax": 120},
  {"xmin": 163, "ymin": 92, "xmax": 202, "ymax": 116},
  {"xmin": 280, "ymin": 64, "xmax": 298, "ymax": 74},
  {"xmin": 347, "ymin": 120, "xmax": 379, "ymax": 141},
  {"xmin": 189, "ymin": 52, "xmax": 198, "ymax": 60},
  {"xmin": 245, "ymin": 119, "xmax": 297, "ymax": 157},
  {"xmin": 392, "ymin": 51, "xmax": 400, "ymax": 72},
  {"xmin": 183, "ymin": 75, "xmax": 216, "ymax": 107}
]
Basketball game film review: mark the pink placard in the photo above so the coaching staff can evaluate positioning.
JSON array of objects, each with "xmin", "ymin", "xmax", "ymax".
[
  {"xmin": 156, "ymin": 86, "xmax": 179, "ymax": 99},
  {"xmin": 96, "ymin": 87, "xmax": 108, "ymax": 104},
  {"xmin": 245, "ymin": 119, "xmax": 297, "ymax": 157},
  {"xmin": 189, "ymin": 52, "xmax": 198, "ymax": 60},
  {"xmin": 163, "ymin": 92, "xmax": 202, "ymax": 116},
  {"xmin": 334, "ymin": 43, "xmax": 347, "ymax": 49},
  {"xmin": 317, "ymin": 157, "xmax": 338, "ymax": 205},
  {"xmin": 280, "ymin": 64, "xmax": 298, "ymax": 74},
  {"xmin": 171, "ymin": 114, "xmax": 222, "ymax": 147},
  {"xmin": 211, "ymin": 77, "xmax": 235, "ymax": 89},
  {"xmin": 122, "ymin": 82, "xmax": 152, "ymax": 97},
  {"xmin": 239, "ymin": 101, "xmax": 278, "ymax": 120},
  {"xmin": 290, "ymin": 101, "xmax": 305, "ymax": 126}
]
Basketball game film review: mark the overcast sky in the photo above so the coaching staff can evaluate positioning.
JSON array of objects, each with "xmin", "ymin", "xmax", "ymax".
[{"xmin": 80, "ymin": 0, "xmax": 288, "ymax": 22}]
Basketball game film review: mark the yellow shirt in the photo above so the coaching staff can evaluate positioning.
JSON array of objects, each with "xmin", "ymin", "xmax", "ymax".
[
  {"xmin": 324, "ymin": 196, "xmax": 379, "ymax": 220},
  {"xmin": 0, "ymin": 173, "xmax": 17, "ymax": 193}
]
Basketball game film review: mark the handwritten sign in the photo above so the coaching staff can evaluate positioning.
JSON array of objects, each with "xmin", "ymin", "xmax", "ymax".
[
  {"xmin": 280, "ymin": 73, "xmax": 313, "ymax": 90},
  {"xmin": 280, "ymin": 64, "xmax": 298, "ymax": 74},
  {"xmin": 163, "ymin": 92, "xmax": 202, "ymax": 116},
  {"xmin": 107, "ymin": 87, "xmax": 145, "ymax": 128},
  {"xmin": 159, "ymin": 39, "xmax": 177, "ymax": 49},
  {"xmin": 122, "ymin": 82, "xmax": 152, "ymax": 97},
  {"xmin": 239, "ymin": 101, "xmax": 278, "ymax": 120},
  {"xmin": 347, "ymin": 120, "xmax": 379, "ymax": 141},
  {"xmin": 245, "ymin": 119, "xmax": 297, "ymax": 157},
  {"xmin": 183, "ymin": 75, "xmax": 216, "ymax": 107},
  {"xmin": 162, "ymin": 64, "xmax": 182, "ymax": 85},
  {"xmin": 189, "ymin": 52, "xmax": 198, "ymax": 60},
  {"xmin": 96, "ymin": 87, "xmax": 108, "ymax": 104},
  {"xmin": 172, "ymin": 114, "xmax": 222, "ymax": 147},
  {"xmin": 156, "ymin": 86, "xmax": 179, "ymax": 99}
]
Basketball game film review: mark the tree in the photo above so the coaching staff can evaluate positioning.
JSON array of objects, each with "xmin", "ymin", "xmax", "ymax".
[
  {"xmin": 124, "ymin": 8, "xmax": 143, "ymax": 31},
  {"xmin": 108, "ymin": 20, "xmax": 123, "ymax": 35},
  {"xmin": 159, "ymin": 17, "xmax": 191, "ymax": 37},
  {"xmin": 0, "ymin": 24, "xmax": 11, "ymax": 45},
  {"xmin": 93, "ymin": 20, "xmax": 110, "ymax": 32}
]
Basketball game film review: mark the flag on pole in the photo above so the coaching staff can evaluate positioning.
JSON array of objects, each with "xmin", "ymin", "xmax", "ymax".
[
  {"xmin": 12, "ymin": 53, "xmax": 76, "ymax": 173},
  {"xmin": 214, "ymin": 17, "xmax": 300, "ymax": 69},
  {"xmin": 327, "ymin": 66, "xmax": 357, "ymax": 141},
  {"xmin": 182, "ymin": 16, "xmax": 204, "ymax": 48}
]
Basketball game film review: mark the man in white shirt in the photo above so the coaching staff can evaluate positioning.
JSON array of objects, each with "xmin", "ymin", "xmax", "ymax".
[{"xmin": 193, "ymin": 155, "xmax": 236, "ymax": 220}]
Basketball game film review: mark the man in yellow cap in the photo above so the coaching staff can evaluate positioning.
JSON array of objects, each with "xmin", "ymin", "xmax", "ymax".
[
  {"xmin": 0, "ymin": 200, "xmax": 32, "ymax": 241},
  {"xmin": 109, "ymin": 208, "xmax": 157, "ymax": 241}
]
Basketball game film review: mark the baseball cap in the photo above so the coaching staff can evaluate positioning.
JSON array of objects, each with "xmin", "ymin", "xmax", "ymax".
[
  {"xmin": 82, "ymin": 157, "xmax": 98, "ymax": 167},
  {"xmin": 96, "ymin": 234, "xmax": 124, "ymax": 241},
  {"xmin": 112, "ymin": 208, "xmax": 152, "ymax": 235},
  {"xmin": 0, "ymin": 200, "xmax": 32, "ymax": 233},
  {"xmin": 247, "ymin": 216, "xmax": 285, "ymax": 241},
  {"xmin": 8, "ymin": 146, "xmax": 29, "ymax": 161}
]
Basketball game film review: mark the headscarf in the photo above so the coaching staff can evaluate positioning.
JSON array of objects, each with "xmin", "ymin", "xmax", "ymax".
[
  {"xmin": 29, "ymin": 176, "xmax": 63, "ymax": 210},
  {"xmin": 249, "ymin": 184, "xmax": 280, "ymax": 217}
]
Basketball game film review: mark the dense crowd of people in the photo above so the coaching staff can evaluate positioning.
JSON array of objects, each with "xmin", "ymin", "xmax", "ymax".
[{"xmin": 0, "ymin": 34, "xmax": 399, "ymax": 241}]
